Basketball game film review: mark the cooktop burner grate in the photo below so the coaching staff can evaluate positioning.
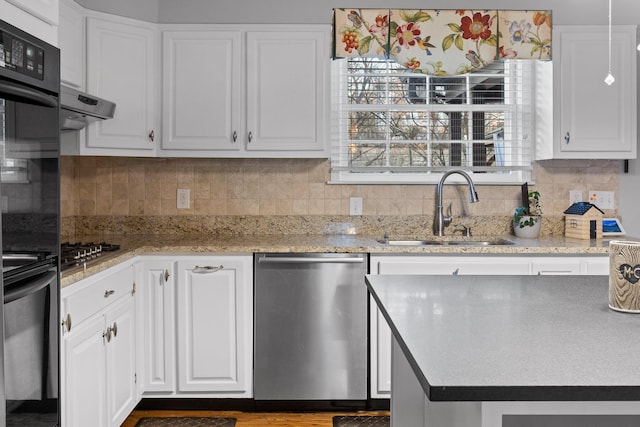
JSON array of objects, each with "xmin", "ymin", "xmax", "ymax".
[{"xmin": 60, "ymin": 241, "xmax": 121, "ymax": 270}]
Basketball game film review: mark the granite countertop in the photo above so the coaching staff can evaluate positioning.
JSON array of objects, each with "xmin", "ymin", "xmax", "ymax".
[
  {"xmin": 365, "ymin": 274, "xmax": 640, "ymax": 402},
  {"xmin": 60, "ymin": 233, "xmax": 614, "ymax": 287}
]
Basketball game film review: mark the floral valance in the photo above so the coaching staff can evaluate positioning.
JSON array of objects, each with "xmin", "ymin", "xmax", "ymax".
[{"xmin": 333, "ymin": 9, "xmax": 552, "ymax": 75}]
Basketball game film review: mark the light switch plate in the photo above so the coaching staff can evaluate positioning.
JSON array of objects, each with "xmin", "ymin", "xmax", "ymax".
[
  {"xmin": 177, "ymin": 189, "xmax": 190, "ymax": 209},
  {"xmin": 588, "ymin": 190, "xmax": 614, "ymax": 210},
  {"xmin": 349, "ymin": 197, "xmax": 363, "ymax": 216},
  {"xmin": 569, "ymin": 190, "xmax": 583, "ymax": 205}
]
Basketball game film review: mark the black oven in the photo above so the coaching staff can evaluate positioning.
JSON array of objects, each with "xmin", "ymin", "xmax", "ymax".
[{"xmin": 0, "ymin": 19, "xmax": 60, "ymax": 427}]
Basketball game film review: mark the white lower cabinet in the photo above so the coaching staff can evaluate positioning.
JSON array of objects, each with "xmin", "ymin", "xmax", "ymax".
[
  {"xmin": 139, "ymin": 254, "xmax": 253, "ymax": 398},
  {"xmin": 368, "ymin": 254, "xmax": 609, "ymax": 399},
  {"xmin": 61, "ymin": 261, "xmax": 137, "ymax": 427},
  {"xmin": 139, "ymin": 257, "xmax": 176, "ymax": 393},
  {"xmin": 176, "ymin": 256, "xmax": 253, "ymax": 395}
]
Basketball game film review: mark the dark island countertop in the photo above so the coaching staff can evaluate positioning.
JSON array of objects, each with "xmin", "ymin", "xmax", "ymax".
[{"xmin": 365, "ymin": 274, "xmax": 640, "ymax": 402}]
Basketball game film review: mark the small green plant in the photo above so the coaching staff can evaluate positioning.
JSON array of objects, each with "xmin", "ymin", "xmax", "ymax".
[{"xmin": 513, "ymin": 191, "xmax": 542, "ymax": 228}]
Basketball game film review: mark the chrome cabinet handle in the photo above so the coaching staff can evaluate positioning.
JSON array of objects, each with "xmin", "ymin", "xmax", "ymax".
[
  {"xmin": 248, "ymin": 131, "xmax": 253, "ymax": 143},
  {"xmin": 232, "ymin": 131, "xmax": 237, "ymax": 142},
  {"xmin": 164, "ymin": 269, "xmax": 170, "ymax": 282},
  {"xmin": 104, "ymin": 289, "xmax": 115, "ymax": 298},
  {"xmin": 61, "ymin": 313, "xmax": 72, "ymax": 332},
  {"xmin": 103, "ymin": 326, "xmax": 112, "ymax": 342},
  {"xmin": 193, "ymin": 265, "xmax": 224, "ymax": 273},
  {"xmin": 564, "ymin": 131, "xmax": 570, "ymax": 144},
  {"xmin": 149, "ymin": 130, "xmax": 155, "ymax": 142},
  {"xmin": 112, "ymin": 322, "xmax": 118, "ymax": 338}
]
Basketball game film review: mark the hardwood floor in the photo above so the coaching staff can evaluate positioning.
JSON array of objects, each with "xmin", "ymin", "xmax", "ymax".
[{"xmin": 121, "ymin": 410, "xmax": 390, "ymax": 427}]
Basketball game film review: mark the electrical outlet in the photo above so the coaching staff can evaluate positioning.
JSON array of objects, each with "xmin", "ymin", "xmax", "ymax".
[
  {"xmin": 177, "ymin": 189, "xmax": 190, "ymax": 209},
  {"xmin": 349, "ymin": 197, "xmax": 363, "ymax": 216},
  {"xmin": 588, "ymin": 190, "xmax": 614, "ymax": 210},
  {"xmin": 569, "ymin": 190, "xmax": 583, "ymax": 205}
]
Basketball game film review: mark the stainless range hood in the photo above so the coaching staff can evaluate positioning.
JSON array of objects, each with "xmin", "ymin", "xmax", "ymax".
[{"xmin": 60, "ymin": 85, "xmax": 116, "ymax": 130}]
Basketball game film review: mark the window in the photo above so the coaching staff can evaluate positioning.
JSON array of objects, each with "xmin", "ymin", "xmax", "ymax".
[{"xmin": 330, "ymin": 58, "xmax": 537, "ymax": 184}]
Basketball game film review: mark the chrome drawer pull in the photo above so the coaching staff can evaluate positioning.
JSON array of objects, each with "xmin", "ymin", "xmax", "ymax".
[
  {"xmin": 61, "ymin": 313, "xmax": 72, "ymax": 332},
  {"xmin": 164, "ymin": 270, "xmax": 170, "ymax": 282},
  {"xmin": 112, "ymin": 322, "xmax": 118, "ymax": 338},
  {"xmin": 193, "ymin": 265, "xmax": 224, "ymax": 273},
  {"xmin": 103, "ymin": 326, "xmax": 112, "ymax": 342},
  {"xmin": 104, "ymin": 289, "xmax": 115, "ymax": 298}
]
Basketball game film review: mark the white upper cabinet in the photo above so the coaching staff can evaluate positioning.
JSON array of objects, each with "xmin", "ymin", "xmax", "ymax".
[
  {"xmin": 161, "ymin": 30, "xmax": 242, "ymax": 154},
  {"xmin": 58, "ymin": 0, "xmax": 84, "ymax": 88},
  {"xmin": 546, "ymin": 25, "xmax": 637, "ymax": 160},
  {"xmin": 85, "ymin": 15, "xmax": 158, "ymax": 156},
  {"xmin": 245, "ymin": 29, "xmax": 328, "ymax": 155},
  {"xmin": 0, "ymin": 0, "xmax": 59, "ymax": 45},
  {"xmin": 159, "ymin": 25, "xmax": 329, "ymax": 158}
]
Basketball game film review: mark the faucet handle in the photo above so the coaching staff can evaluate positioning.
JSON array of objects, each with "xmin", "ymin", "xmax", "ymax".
[
  {"xmin": 443, "ymin": 202, "xmax": 453, "ymax": 227},
  {"xmin": 454, "ymin": 224, "xmax": 472, "ymax": 237}
]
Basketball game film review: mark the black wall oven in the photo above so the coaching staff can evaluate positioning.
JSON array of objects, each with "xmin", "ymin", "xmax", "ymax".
[{"xmin": 0, "ymin": 20, "xmax": 60, "ymax": 427}]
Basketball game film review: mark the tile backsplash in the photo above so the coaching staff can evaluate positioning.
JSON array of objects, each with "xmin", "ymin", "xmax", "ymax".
[{"xmin": 61, "ymin": 156, "xmax": 620, "ymax": 234}]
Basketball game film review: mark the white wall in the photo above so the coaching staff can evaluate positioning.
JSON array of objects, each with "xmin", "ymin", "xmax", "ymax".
[{"xmin": 73, "ymin": 0, "xmax": 640, "ymax": 25}]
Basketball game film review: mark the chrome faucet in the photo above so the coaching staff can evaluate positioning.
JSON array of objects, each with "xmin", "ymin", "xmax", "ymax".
[{"xmin": 433, "ymin": 170, "xmax": 479, "ymax": 236}]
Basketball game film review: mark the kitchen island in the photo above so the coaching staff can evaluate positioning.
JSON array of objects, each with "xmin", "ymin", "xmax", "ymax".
[{"xmin": 365, "ymin": 274, "xmax": 640, "ymax": 426}]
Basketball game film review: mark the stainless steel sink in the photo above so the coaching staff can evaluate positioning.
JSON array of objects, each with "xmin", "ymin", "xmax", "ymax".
[{"xmin": 379, "ymin": 238, "xmax": 514, "ymax": 246}]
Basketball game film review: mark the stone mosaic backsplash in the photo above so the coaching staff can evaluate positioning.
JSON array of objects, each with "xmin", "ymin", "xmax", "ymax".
[{"xmin": 60, "ymin": 156, "xmax": 619, "ymax": 237}]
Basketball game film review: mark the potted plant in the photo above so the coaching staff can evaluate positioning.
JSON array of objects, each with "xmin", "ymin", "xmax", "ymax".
[{"xmin": 513, "ymin": 191, "xmax": 542, "ymax": 238}]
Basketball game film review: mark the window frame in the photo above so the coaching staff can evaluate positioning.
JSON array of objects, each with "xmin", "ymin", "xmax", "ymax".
[{"xmin": 330, "ymin": 58, "xmax": 536, "ymax": 185}]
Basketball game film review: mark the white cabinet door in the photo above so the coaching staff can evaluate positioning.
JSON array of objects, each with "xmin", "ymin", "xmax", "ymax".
[
  {"xmin": 86, "ymin": 16, "xmax": 157, "ymax": 155},
  {"xmin": 373, "ymin": 255, "xmax": 531, "ymax": 275},
  {"xmin": 62, "ymin": 315, "xmax": 108, "ymax": 427},
  {"xmin": 245, "ymin": 29, "xmax": 328, "ymax": 154},
  {"xmin": 106, "ymin": 295, "xmax": 137, "ymax": 427},
  {"xmin": 1, "ymin": 0, "xmax": 59, "ymax": 45},
  {"xmin": 176, "ymin": 256, "xmax": 253, "ymax": 396},
  {"xmin": 5, "ymin": 0, "xmax": 58, "ymax": 25},
  {"xmin": 369, "ymin": 297, "xmax": 392, "ymax": 398},
  {"xmin": 552, "ymin": 25, "xmax": 637, "ymax": 159},
  {"xmin": 139, "ymin": 258, "xmax": 176, "ymax": 393},
  {"xmin": 161, "ymin": 30, "xmax": 241, "ymax": 153},
  {"xmin": 159, "ymin": 25, "xmax": 329, "ymax": 158},
  {"xmin": 531, "ymin": 258, "xmax": 581, "ymax": 275},
  {"xmin": 58, "ymin": 0, "xmax": 84, "ymax": 88}
]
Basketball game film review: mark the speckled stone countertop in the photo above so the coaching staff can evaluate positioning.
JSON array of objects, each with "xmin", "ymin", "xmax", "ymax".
[{"xmin": 60, "ymin": 233, "xmax": 616, "ymax": 288}]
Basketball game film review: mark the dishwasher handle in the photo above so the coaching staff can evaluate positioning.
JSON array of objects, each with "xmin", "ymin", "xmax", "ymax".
[{"xmin": 258, "ymin": 255, "xmax": 365, "ymax": 264}]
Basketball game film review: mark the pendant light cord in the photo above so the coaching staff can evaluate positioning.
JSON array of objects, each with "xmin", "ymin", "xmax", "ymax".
[
  {"xmin": 608, "ymin": 0, "xmax": 612, "ymax": 74},
  {"xmin": 604, "ymin": 0, "xmax": 616, "ymax": 85}
]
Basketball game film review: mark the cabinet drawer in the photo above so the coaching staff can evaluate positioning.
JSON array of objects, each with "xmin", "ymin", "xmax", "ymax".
[{"xmin": 62, "ymin": 264, "xmax": 134, "ymax": 329}]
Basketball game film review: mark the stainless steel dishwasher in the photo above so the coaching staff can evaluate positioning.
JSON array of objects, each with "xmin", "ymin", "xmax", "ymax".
[{"xmin": 254, "ymin": 253, "xmax": 367, "ymax": 401}]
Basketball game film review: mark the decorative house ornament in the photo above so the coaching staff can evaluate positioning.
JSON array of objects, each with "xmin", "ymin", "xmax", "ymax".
[
  {"xmin": 333, "ymin": 9, "xmax": 552, "ymax": 76},
  {"xmin": 563, "ymin": 202, "xmax": 605, "ymax": 240}
]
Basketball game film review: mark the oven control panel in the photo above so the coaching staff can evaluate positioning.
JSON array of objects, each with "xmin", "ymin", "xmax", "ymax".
[{"xmin": 0, "ymin": 28, "xmax": 45, "ymax": 80}]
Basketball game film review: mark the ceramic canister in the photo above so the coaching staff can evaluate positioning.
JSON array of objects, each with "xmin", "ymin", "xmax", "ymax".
[{"xmin": 609, "ymin": 240, "xmax": 640, "ymax": 313}]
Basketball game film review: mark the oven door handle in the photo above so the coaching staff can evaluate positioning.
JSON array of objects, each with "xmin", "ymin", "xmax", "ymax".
[
  {"xmin": 0, "ymin": 80, "xmax": 58, "ymax": 108},
  {"xmin": 4, "ymin": 270, "xmax": 56, "ymax": 304}
]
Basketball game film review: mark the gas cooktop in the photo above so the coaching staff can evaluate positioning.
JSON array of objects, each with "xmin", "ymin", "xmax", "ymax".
[{"xmin": 60, "ymin": 241, "xmax": 121, "ymax": 271}]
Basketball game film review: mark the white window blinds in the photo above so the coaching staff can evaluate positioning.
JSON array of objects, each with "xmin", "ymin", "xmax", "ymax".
[{"xmin": 330, "ymin": 58, "xmax": 536, "ymax": 184}]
